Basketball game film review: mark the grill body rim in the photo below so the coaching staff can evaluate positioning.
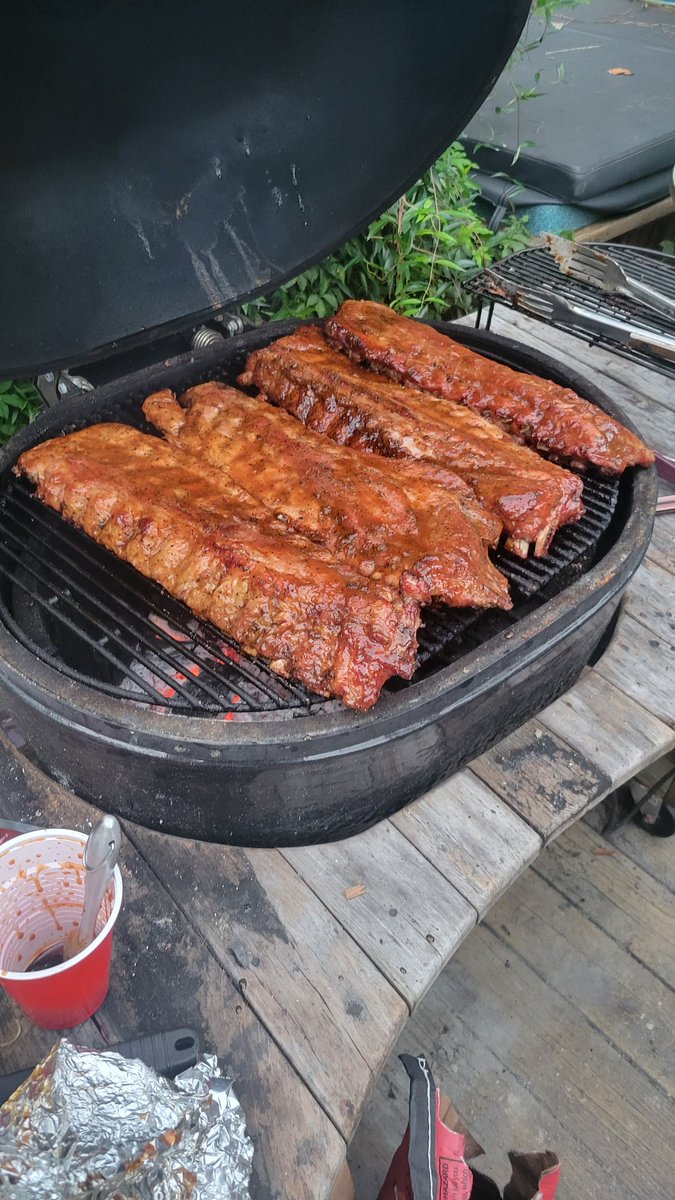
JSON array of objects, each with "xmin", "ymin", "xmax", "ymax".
[{"xmin": 0, "ymin": 321, "xmax": 656, "ymax": 844}]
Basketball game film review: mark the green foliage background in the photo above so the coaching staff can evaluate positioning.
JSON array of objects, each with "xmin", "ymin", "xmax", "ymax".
[
  {"xmin": 0, "ymin": 380, "xmax": 43, "ymax": 445},
  {"xmin": 243, "ymin": 142, "xmax": 530, "ymax": 325}
]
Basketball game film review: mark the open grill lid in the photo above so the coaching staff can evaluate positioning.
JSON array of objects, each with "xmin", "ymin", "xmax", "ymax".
[{"xmin": 2, "ymin": 0, "xmax": 530, "ymax": 378}]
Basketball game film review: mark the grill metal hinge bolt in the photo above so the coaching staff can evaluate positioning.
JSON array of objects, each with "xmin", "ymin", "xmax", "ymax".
[
  {"xmin": 217, "ymin": 313, "xmax": 246, "ymax": 338},
  {"xmin": 36, "ymin": 370, "xmax": 94, "ymax": 407},
  {"xmin": 192, "ymin": 315, "xmax": 245, "ymax": 352},
  {"xmin": 191, "ymin": 325, "xmax": 226, "ymax": 352}
]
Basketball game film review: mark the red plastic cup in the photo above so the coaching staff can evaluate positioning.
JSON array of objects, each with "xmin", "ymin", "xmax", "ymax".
[{"xmin": 0, "ymin": 828, "xmax": 122, "ymax": 1029}]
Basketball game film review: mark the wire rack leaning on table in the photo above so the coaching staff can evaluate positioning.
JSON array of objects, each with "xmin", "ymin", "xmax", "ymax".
[
  {"xmin": 468, "ymin": 242, "xmax": 675, "ymax": 382},
  {"xmin": 468, "ymin": 241, "xmax": 675, "ymax": 514}
]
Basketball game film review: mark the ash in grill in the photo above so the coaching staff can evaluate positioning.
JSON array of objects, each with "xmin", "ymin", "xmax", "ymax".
[{"xmin": 0, "ymin": 468, "xmax": 619, "ymax": 718}]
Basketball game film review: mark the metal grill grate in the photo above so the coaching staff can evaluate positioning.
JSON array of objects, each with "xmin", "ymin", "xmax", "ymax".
[
  {"xmin": 468, "ymin": 243, "xmax": 675, "ymax": 381},
  {"xmin": 0, "ymin": 470, "xmax": 620, "ymax": 718}
]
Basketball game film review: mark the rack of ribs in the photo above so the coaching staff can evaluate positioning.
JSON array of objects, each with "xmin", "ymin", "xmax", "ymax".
[
  {"xmin": 239, "ymin": 326, "xmax": 585, "ymax": 558},
  {"xmin": 16, "ymin": 425, "xmax": 420, "ymax": 710},
  {"xmin": 143, "ymin": 384, "xmax": 511, "ymax": 611},
  {"xmin": 326, "ymin": 300, "xmax": 654, "ymax": 473}
]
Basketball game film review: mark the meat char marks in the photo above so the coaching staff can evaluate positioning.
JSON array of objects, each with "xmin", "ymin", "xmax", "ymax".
[
  {"xmin": 239, "ymin": 326, "xmax": 585, "ymax": 558},
  {"xmin": 143, "ymin": 384, "xmax": 511, "ymax": 611},
  {"xmin": 16, "ymin": 425, "xmax": 420, "ymax": 710},
  {"xmin": 326, "ymin": 300, "xmax": 654, "ymax": 473}
]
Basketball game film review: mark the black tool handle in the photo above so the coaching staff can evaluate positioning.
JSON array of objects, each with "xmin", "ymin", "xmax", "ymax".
[
  {"xmin": 0, "ymin": 1026, "xmax": 201, "ymax": 1105},
  {"xmin": 112, "ymin": 1027, "xmax": 201, "ymax": 1079}
]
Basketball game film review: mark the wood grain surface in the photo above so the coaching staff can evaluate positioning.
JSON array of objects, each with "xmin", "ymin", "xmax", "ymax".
[
  {"xmin": 351, "ymin": 819, "xmax": 675, "ymax": 1200},
  {"xmin": 127, "ymin": 824, "xmax": 407, "ymax": 1140},
  {"xmin": 491, "ymin": 867, "xmax": 675, "ymax": 1098},
  {"xmin": 536, "ymin": 819, "xmax": 675, "ymax": 992},
  {"xmin": 539, "ymin": 668, "xmax": 674, "ymax": 790},
  {"xmin": 593, "ymin": 611, "xmax": 675, "ymax": 728},
  {"xmin": 646, "ymin": 514, "xmax": 675, "ymax": 575},
  {"xmin": 284, "ymin": 820, "xmax": 475, "ymax": 1009},
  {"xmin": 470, "ymin": 719, "xmax": 612, "ymax": 841},
  {"xmin": 391, "ymin": 769, "xmax": 542, "ymax": 916},
  {"xmin": 0, "ymin": 735, "xmax": 346, "ymax": 1200},
  {"xmin": 624, "ymin": 557, "xmax": 675, "ymax": 648}
]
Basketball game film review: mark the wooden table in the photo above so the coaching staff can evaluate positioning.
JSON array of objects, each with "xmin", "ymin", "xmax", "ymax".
[{"xmin": 0, "ymin": 312, "xmax": 673, "ymax": 1200}]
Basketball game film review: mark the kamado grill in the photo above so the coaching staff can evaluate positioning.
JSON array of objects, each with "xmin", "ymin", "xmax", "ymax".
[{"xmin": 0, "ymin": 1, "xmax": 655, "ymax": 845}]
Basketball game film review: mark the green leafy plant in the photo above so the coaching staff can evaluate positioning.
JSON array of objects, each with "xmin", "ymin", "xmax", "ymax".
[
  {"xmin": 0, "ymin": 380, "xmax": 43, "ymax": 445},
  {"xmin": 244, "ymin": 142, "xmax": 530, "ymax": 324}
]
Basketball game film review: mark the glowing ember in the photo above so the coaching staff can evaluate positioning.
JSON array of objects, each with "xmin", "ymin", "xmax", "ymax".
[
  {"xmin": 217, "ymin": 643, "xmax": 242, "ymax": 664},
  {"xmin": 119, "ymin": 612, "xmax": 281, "ymax": 720},
  {"xmin": 148, "ymin": 613, "xmax": 191, "ymax": 642}
]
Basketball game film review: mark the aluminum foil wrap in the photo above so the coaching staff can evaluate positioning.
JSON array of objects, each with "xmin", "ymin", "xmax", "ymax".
[{"xmin": 0, "ymin": 1039, "xmax": 253, "ymax": 1199}]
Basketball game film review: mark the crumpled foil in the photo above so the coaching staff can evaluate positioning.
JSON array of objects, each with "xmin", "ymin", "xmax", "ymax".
[{"xmin": 0, "ymin": 1039, "xmax": 253, "ymax": 1199}]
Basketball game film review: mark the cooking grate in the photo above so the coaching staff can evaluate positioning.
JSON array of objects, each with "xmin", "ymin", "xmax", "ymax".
[
  {"xmin": 0, "ymin": 469, "xmax": 620, "ymax": 718},
  {"xmin": 468, "ymin": 243, "xmax": 675, "ymax": 381}
]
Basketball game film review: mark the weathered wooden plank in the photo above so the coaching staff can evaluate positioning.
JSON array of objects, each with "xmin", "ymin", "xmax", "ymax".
[
  {"xmin": 350, "ymin": 996, "xmax": 625, "ymax": 1200},
  {"xmin": 0, "ymin": 990, "xmax": 105, "ymax": 1081},
  {"xmin": 283, "ymin": 820, "xmax": 475, "ymax": 1010},
  {"xmin": 594, "ymin": 611, "xmax": 675, "ymax": 728},
  {"xmin": 539, "ymin": 668, "xmax": 675, "ymax": 791},
  {"xmin": 329, "ymin": 1162, "xmax": 355, "ymax": 1200},
  {"xmin": 2, "ymin": 735, "xmax": 346, "ymax": 1200},
  {"xmin": 486, "ymin": 866, "xmax": 675, "ymax": 1099},
  {"xmin": 574, "ymin": 197, "xmax": 675, "ymax": 245},
  {"xmin": 424, "ymin": 927, "xmax": 674, "ymax": 1190},
  {"xmin": 624, "ymin": 557, "xmax": 675, "ymax": 649},
  {"xmin": 390, "ymin": 770, "xmax": 542, "ymax": 916},
  {"xmin": 647, "ymin": 514, "xmax": 675, "ymax": 576},
  {"xmin": 364, "ymin": 915, "xmax": 675, "ymax": 1198},
  {"xmin": 470, "ymin": 719, "xmax": 611, "ymax": 842},
  {"xmin": 103, "ymin": 842, "xmax": 348, "ymax": 1200},
  {"xmin": 536, "ymin": 820, "xmax": 675, "ymax": 991},
  {"xmin": 128, "ymin": 825, "xmax": 407, "ymax": 1141},
  {"xmin": 609, "ymin": 816, "xmax": 675, "ymax": 896}
]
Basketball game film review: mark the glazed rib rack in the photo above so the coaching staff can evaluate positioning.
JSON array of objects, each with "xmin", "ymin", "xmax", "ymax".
[{"xmin": 0, "ymin": 464, "xmax": 619, "ymax": 717}]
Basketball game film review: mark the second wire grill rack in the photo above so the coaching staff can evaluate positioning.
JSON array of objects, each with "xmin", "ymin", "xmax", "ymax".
[{"xmin": 468, "ymin": 242, "xmax": 675, "ymax": 381}]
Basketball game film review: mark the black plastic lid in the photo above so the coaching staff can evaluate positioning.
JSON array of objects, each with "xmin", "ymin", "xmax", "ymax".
[{"xmin": 3, "ymin": 0, "xmax": 529, "ymax": 377}]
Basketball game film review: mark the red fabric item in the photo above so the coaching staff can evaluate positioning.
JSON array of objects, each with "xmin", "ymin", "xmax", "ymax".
[{"xmin": 379, "ymin": 1056, "xmax": 561, "ymax": 1200}]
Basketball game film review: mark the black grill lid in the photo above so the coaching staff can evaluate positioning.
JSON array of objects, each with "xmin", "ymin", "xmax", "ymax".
[{"xmin": 3, "ymin": 0, "xmax": 529, "ymax": 378}]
